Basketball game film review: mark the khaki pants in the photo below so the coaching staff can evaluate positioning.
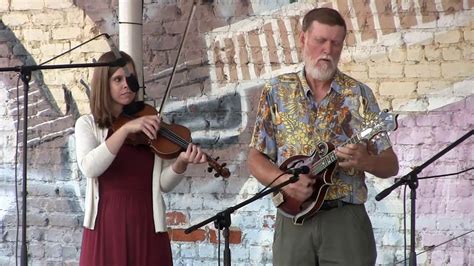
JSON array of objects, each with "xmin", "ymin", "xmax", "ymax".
[{"xmin": 273, "ymin": 204, "xmax": 376, "ymax": 266}]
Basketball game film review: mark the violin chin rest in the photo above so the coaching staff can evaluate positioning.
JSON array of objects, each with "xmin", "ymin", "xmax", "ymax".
[{"xmin": 123, "ymin": 101, "xmax": 145, "ymax": 116}]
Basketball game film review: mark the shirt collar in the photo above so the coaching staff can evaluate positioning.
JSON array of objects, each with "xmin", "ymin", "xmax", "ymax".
[{"xmin": 298, "ymin": 68, "xmax": 344, "ymax": 99}]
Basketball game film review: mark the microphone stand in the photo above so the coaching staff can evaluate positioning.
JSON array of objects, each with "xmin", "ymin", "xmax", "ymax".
[
  {"xmin": 0, "ymin": 59, "xmax": 125, "ymax": 266},
  {"xmin": 185, "ymin": 173, "xmax": 300, "ymax": 266},
  {"xmin": 375, "ymin": 129, "xmax": 473, "ymax": 266}
]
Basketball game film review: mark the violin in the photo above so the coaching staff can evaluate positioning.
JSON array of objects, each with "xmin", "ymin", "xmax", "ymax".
[
  {"xmin": 112, "ymin": 101, "xmax": 230, "ymax": 178},
  {"xmin": 112, "ymin": 2, "xmax": 229, "ymax": 178}
]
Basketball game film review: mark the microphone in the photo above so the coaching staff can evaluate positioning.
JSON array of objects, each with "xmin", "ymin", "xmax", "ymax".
[
  {"xmin": 285, "ymin": 165, "xmax": 310, "ymax": 175},
  {"xmin": 103, "ymin": 34, "xmax": 140, "ymax": 93}
]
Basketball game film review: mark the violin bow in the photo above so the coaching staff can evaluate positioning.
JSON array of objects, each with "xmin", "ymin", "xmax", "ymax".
[
  {"xmin": 158, "ymin": 0, "xmax": 198, "ymax": 115},
  {"xmin": 154, "ymin": 1, "xmax": 230, "ymax": 178}
]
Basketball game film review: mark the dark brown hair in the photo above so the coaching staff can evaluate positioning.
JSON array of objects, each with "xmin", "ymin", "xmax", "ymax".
[
  {"xmin": 90, "ymin": 51, "xmax": 136, "ymax": 128},
  {"xmin": 302, "ymin": 7, "xmax": 347, "ymax": 34}
]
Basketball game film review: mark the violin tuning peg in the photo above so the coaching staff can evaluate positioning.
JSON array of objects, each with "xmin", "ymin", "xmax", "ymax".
[
  {"xmin": 214, "ymin": 156, "xmax": 220, "ymax": 161},
  {"xmin": 222, "ymin": 163, "xmax": 227, "ymax": 167},
  {"xmin": 207, "ymin": 167, "xmax": 212, "ymax": 173},
  {"xmin": 214, "ymin": 173, "xmax": 220, "ymax": 178}
]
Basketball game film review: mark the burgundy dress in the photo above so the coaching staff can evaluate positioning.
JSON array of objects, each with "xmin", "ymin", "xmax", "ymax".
[{"xmin": 80, "ymin": 132, "xmax": 173, "ymax": 266}]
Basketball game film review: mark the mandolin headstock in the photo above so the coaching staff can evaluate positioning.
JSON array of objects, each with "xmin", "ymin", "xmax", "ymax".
[{"xmin": 360, "ymin": 109, "xmax": 399, "ymax": 140}]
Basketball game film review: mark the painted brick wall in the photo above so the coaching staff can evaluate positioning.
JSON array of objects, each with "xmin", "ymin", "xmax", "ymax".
[{"xmin": 0, "ymin": 0, "xmax": 472, "ymax": 265}]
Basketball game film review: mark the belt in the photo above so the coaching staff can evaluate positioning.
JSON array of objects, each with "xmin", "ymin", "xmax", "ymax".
[{"xmin": 319, "ymin": 199, "xmax": 352, "ymax": 211}]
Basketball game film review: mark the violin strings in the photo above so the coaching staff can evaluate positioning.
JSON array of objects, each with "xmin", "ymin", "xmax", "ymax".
[
  {"xmin": 158, "ymin": 127, "xmax": 211, "ymax": 163},
  {"xmin": 159, "ymin": 127, "xmax": 190, "ymax": 149}
]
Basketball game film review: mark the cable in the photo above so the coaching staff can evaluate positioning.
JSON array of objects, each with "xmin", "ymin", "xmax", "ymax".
[
  {"xmin": 255, "ymin": 160, "xmax": 306, "ymax": 195},
  {"xmin": 418, "ymin": 167, "xmax": 473, "ymax": 180},
  {"xmin": 402, "ymin": 184, "xmax": 407, "ymax": 266},
  {"xmin": 217, "ymin": 227, "xmax": 221, "ymax": 266},
  {"xmin": 255, "ymin": 172, "xmax": 287, "ymax": 196},
  {"xmin": 395, "ymin": 230, "xmax": 473, "ymax": 265}
]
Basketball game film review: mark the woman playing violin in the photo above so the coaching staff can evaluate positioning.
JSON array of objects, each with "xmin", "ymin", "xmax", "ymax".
[{"xmin": 75, "ymin": 51, "xmax": 207, "ymax": 266}]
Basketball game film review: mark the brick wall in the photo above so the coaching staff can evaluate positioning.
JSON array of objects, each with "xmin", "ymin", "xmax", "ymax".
[{"xmin": 0, "ymin": 0, "xmax": 473, "ymax": 265}]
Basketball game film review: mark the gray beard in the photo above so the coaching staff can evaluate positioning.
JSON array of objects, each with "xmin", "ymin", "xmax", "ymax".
[{"xmin": 305, "ymin": 62, "xmax": 336, "ymax": 81}]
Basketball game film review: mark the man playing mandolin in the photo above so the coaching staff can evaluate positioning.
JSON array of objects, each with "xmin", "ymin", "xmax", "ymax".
[{"xmin": 247, "ymin": 7, "xmax": 399, "ymax": 266}]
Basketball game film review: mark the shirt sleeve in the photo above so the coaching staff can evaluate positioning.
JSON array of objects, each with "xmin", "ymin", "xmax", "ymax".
[
  {"xmin": 159, "ymin": 157, "xmax": 185, "ymax": 192},
  {"xmin": 360, "ymin": 84, "xmax": 393, "ymax": 153},
  {"xmin": 249, "ymin": 82, "xmax": 278, "ymax": 162},
  {"xmin": 75, "ymin": 115, "xmax": 116, "ymax": 179}
]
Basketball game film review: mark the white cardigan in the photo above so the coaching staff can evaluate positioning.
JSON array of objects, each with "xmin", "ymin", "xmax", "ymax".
[{"xmin": 74, "ymin": 114, "xmax": 185, "ymax": 232}]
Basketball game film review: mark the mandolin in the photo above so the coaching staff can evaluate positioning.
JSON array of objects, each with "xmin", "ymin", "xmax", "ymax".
[{"xmin": 274, "ymin": 110, "xmax": 398, "ymax": 225}]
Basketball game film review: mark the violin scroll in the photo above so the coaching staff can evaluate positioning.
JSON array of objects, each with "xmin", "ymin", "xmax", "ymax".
[{"xmin": 206, "ymin": 156, "xmax": 230, "ymax": 178}]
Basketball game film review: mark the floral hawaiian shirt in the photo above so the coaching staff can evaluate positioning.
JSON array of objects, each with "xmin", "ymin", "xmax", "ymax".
[{"xmin": 249, "ymin": 68, "xmax": 392, "ymax": 204}]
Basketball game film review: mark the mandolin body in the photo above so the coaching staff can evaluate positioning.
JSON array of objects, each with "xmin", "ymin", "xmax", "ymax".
[{"xmin": 276, "ymin": 141, "xmax": 336, "ymax": 225}]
